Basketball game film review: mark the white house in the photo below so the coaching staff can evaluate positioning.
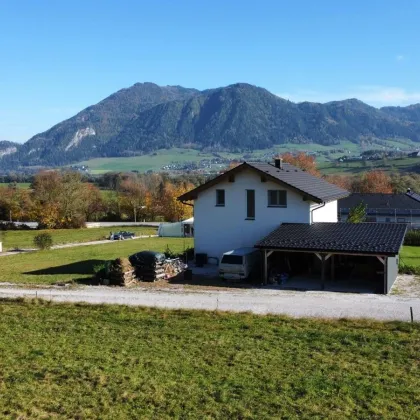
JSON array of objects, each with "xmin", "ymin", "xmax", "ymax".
[
  {"xmin": 178, "ymin": 159, "xmax": 347, "ymax": 261},
  {"xmin": 178, "ymin": 159, "xmax": 407, "ymax": 294}
]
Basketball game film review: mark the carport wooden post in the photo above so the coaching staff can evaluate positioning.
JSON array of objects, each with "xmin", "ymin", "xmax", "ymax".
[
  {"xmin": 263, "ymin": 250, "xmax": 274, "ymax": 284},
  {"xmin": 321, "ymin": 255, "xmax": 326, "ymax": 290},
  {"xmin": 315, "ymin": 253, "xmax": 332, "ymax": 290}
]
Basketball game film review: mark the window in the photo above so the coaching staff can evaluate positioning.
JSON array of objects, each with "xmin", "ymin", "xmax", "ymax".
[
  {"xmin": 397, "ymin": 217, "xmax": 406, "ymax": 223},
  {"xmin": 268, "ymin": 190, "xmax": 287, "ymax": 207},
  {"xmin": 221, "ymin": 255, "xmax": 243, "ymax": 265},
  {"xmin": 246, "ymin": 190, "xmax": 255, "ymax": 219},
  {"xmin": 216, "ymin": 189, "xmax": 225, "ymax": 206}
]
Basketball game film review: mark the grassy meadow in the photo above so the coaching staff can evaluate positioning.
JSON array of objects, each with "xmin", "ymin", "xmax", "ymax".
[
  {"xmin": 0, "ymin": 300, "xmax": 419, "ymax": 418},
  {"xmin": 0, "ymin": 226, "xmax": 157, "ymax": 251},
  {"xmin": 400, "ymin": 246, "xmax": 420, "ymax": 267},
  {"xmin": 0, "ymin": 237, "xmax": 192, "ymax": 285},
  {"xmin": 73, "ymin": 139, "xmax": 420, "ymax": 174}
]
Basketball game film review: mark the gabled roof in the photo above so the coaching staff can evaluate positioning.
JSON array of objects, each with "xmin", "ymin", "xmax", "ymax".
[
  {"xmin": 255, "ymin": 222, "xmax": 407, "ymax": 256},
  {"xmin": 406, "ymin": 190, "xmax": 420, "ymax": 203},
  {"xmin": 178, "ymin": 162, "xmax": 349, "ymax": 203},
  {"xmin": 339, "ymin": 193, "xmax": 420, "ymax": 210}
]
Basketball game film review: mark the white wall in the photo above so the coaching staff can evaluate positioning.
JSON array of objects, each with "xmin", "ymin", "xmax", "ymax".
[
  {"xmin": 311, "ymin": 200, "xmax": 338, "ymax": 223},
  {"xmin": 194, "ymin": 169, "xmax": 312, "ymax": 260}
]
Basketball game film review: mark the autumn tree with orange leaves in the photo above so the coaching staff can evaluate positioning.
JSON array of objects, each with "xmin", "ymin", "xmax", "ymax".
[
  {"xmin": 280, "ymin": 152, "xmax": 320, "ymax": 176},
  {"xmin": 352, "ymin": 170, "xmax": 393, "ymax": 193}
]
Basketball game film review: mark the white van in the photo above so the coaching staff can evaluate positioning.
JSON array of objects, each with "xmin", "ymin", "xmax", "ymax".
[{"xmin": 219, "ymin": 248, "xmax": 262, "ymax": 281}]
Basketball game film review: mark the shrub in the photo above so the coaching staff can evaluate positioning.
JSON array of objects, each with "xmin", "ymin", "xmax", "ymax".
[
  {"xmin": 164, "ymin": 246, "xmax": 194, "ymax": 262},
  {"xmin": 33, "ymin": 233, "xmax": 53, "ymax": 250},
  {"xmin": 404, "ymin": 230, "xmax": 420, "ymax": 246}
]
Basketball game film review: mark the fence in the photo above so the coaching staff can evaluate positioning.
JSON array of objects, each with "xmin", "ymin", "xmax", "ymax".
[{"xmin": 339, "ymin": 208, "xmax": 420, "ymax": 229}]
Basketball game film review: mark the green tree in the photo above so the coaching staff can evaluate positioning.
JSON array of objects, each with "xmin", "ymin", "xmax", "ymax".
[{"xmin": 347, "ymin": 203, "xmax": 367, "ymax": 223}]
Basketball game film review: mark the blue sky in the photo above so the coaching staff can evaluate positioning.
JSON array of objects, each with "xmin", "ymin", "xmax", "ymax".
[{"xmin": 1, "ymin": 0, "xmax": 419, "ymax": 142}]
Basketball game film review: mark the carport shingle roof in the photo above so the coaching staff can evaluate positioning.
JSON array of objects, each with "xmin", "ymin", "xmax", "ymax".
[{"xmin": 255, "ymin": 222, "xmax": 407, "ymax": 256}]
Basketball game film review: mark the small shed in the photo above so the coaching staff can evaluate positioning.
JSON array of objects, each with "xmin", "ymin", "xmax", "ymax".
[
  {"xmin": 158, "ymin": 217, "xmax": 194, "ymax": 238},
  {"xmin": 255, "ymin": 222, "xmax": 407, "ymax": 294}
]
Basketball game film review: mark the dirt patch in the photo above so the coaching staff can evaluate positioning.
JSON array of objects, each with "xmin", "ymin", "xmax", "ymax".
[{"xmin": 390, "ymin": 275, "xmax": 420, "ymax": 297}]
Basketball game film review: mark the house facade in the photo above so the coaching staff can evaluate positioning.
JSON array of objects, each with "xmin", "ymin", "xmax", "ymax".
[{"xmin": 179, "ymin": 160, "xmax": 347, "ymax": 261}]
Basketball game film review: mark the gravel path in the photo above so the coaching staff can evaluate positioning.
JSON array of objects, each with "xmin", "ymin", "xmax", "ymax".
[{"xmin": 1, "ymin": 285, "xmax": 419, "ymax": 322}]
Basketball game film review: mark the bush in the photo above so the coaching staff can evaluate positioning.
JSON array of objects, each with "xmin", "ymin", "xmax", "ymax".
[
  {"xmin": 404, "ymin": 230, "xmax": 420, "ymax": 246},
  {"xmin": 33, "ymin": 233, "xmax": 53, "ymax": 250},
  {"xmin": 164, "ymin": 246, "xmax": 194, "ymax": 262}
]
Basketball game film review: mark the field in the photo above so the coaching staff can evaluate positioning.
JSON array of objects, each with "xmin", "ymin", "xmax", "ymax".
[
  {"xmin": 319, "ymin": 157, "xmax": 420, "ymax": 175},
  {"xmin": 78, "ymin": 148, "xmax": 219, "ymax": 174},
  {"xmin": 0, "ymin": 237, "xmax": 192, "ymax": 285},
  {"xmin": 73, "ymin": 140, "xmax": 420, "ymax": 174},
  {"xmin": 0, "ymin": 226, "xmax": 157, "ymax": 251},
  {"xmin": 0, "ymin": 300, "xmax": 419, "ymax": 418},
  {"xmin": 76, "ymin": 144, "xmax": 360, "ymax": 174}
]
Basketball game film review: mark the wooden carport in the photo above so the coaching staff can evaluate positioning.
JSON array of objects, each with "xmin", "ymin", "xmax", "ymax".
[{"xmin": 256, "ymin": 223, "xmax": 407, "ymax": 294}]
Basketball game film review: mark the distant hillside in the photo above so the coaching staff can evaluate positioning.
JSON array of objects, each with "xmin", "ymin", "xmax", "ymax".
[
  {"xmin": 2, "ymin": 82, "xmax": 420, "ymax": 169},
  {"xmin": 5, "ymin": 83, "xmax": 199, "ymax": 167},
  {"xmin": 0, "ymin": 141, "xmax": 20, "ymax": 159}
]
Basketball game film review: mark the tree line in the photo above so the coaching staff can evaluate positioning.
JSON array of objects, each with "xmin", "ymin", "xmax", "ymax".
[
  {"xmin": 0, "ymin": 171, "xmax": 195, "ymax": 228},
  {"xmin": 2, "ymin": 153, "xmax": 420, "ymax": 228}
]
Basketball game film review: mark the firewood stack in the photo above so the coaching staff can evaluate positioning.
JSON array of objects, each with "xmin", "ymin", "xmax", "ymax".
[
  {"xmin": 108, "ymin": 258, "xmax": 137, "ymax": 286},
  {"xmin": 164, "ymin": 258, "xmax": 187, "ymax": 279},
  {"xmin": 129, "ymin": 251, "xmax": 167, "ymax": 282},
  {"xmin": 137, "ymin": 261, "xmax": 166, "ymax": 282}
]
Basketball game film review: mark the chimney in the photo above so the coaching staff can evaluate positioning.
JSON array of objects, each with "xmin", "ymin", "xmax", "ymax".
[
  {"xmin": 274, "ymin": 158, "xmax": 283, "ymax": 169},
  {"xmin": 407, "ymin": 188, "xmax": 411, "ymax": 193}
]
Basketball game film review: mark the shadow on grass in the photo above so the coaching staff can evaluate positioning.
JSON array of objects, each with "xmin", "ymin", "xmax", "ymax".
[{"xmin": 24, "ymin": 259, "xmax": 105, "ymax": 285}]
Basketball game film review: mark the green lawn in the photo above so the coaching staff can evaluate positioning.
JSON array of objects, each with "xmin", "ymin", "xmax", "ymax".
[
  {"xmin": 0, "ymin": 237, "xmax": 192, "ymax": 285},
  {"xmin": 400, "ymin": 246, "xmax": 420, "ymax": 267},
  {"xmin": 0, "ymin": 301, "xmax": 418, "ymax": 418},
  {"xmin": 0, "ymin": 226, "xmax": 157, "ymax": 251}
]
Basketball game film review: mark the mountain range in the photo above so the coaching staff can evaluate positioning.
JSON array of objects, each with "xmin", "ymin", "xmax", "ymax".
[{"xmin": 2, "ymin": 82, "xmax": 420, "ymax": 168}]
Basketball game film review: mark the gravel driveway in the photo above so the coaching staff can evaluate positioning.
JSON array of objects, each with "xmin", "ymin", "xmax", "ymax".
[{"xmin": 0, "ymin": 285, "xmax": 419, "ymax": 322}]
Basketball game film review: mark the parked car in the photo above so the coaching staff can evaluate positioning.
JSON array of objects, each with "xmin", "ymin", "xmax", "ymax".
[
  {"xmin": 219, "ymin": 248, "xmax": 261, "ymax": 281},
  {"xmin": 109, "ymin": 231, "xmax": 135, "ymax": 240}
]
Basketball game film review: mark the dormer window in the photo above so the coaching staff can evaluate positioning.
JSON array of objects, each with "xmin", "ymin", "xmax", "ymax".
[
  {"xmin": 216, "ymin": 189, "xmax": 225, "ymax": 206},
  {"xmin": 268, "ymin": 190, "xmax": 287, "ymax": 207}
]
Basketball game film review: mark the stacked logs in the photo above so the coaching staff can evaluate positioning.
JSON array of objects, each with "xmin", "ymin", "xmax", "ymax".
[
  {"xmin": 108, "ymin": 258, "xmax": 137, "ymax": 286},
  {"xmin": 135, "ymin": 260, "xmax": 166, "ymax": 282}
]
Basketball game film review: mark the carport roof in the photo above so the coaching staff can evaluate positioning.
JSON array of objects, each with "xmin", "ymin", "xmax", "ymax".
[{"xmin": 255, "ymin": 222, "xmax": 407, "ymax": 256}]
